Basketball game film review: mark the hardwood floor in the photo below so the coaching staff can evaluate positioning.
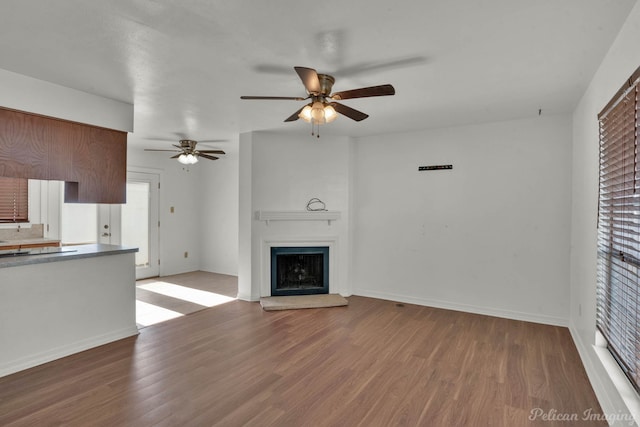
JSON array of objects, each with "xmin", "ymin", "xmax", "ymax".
[
  {"xmin": 135, "ymin": 271, "xmax": 238, "ymax": 327},
  {"xmin": 0, "ymin": 276, "xmax": 606, "ymax": 426}
]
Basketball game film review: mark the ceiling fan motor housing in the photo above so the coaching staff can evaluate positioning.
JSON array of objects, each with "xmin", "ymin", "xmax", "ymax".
[
  {"xmin": 180, "ymin": 139, "xmax": 198, "ymax": 150},
  {"xmin": 317, "ymin": 74, "xmax": 335, "ymax": 96}
]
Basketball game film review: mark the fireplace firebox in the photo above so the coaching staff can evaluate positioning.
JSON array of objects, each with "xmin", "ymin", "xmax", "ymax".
[{"xmin": 271, "ymin": 246, "xmax": 329, "ymax": 296}]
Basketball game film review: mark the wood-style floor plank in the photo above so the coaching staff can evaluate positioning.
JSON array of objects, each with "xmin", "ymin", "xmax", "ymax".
[{"xmin": 0, "ymin": 288, "xmax": 606, "ymax": 426}]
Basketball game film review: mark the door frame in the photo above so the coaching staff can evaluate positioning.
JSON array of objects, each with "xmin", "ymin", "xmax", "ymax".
[{"xmin": 127, "ymin": 168, "xmax": 161, "ymax": 279}]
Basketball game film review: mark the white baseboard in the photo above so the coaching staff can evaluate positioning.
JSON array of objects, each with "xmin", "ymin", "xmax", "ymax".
[
  {"xmin": 237, "ymin": 292, "xmax": 260, "ymax": 302},
  {"xmin": 0, "ymin": 326, "xmax": 139, "ymax": 378},
  {"xmin": 354, "ymin": 288, "xmax": 568, "ymax": 326}
]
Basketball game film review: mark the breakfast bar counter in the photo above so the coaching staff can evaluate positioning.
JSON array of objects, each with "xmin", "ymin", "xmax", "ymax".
[
  {"xmin": 0, "ymin": 243, "xmax": 136, "ymax": 268},
  {"xmin": 0, "ymin": 244, "xmax": 139, "ymax": 377}
]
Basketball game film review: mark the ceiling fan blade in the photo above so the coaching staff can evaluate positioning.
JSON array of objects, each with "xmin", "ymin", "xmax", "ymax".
[
  {"xmin": 170, "ymin": 154, "xmax": 181, "ymax": 159},
  {"xmin": 198, "ymin": 150, "xmax": 225, "ymax": 154},
  {"xmin": 331, "ymin": 102, "xmax": 369, "ymax": 122},
  {"xmin": 284, "ymin": 106, "xmax": 305, "ymax": 122},
  {"xmin": 172, "ymin": 144, "xmax": 186, "ymax": 150},
  {"xmin": 331, "ymin": 84, "xmax": 395, "ymax": 100},
  {"xmin": 241, "ymin": 95, "xmax": 307, "ymax": 101},
  {"xmin": 334, "ymin": 56, "xmax": 427, "ymax": 77},
  {"xmin": 144, "ymin": 149, "xmax": 180, "ymax": 152},
  {"xmin": 144, "ymin": 137, "xmax": 180, "ymax": 142},
  {"xmin": 294, "ymin": 66, "xmax": 321, "ymax": 94},
  {"xmin": 198, "ymin": 153, "xmax": 219, "ymax": 161}
]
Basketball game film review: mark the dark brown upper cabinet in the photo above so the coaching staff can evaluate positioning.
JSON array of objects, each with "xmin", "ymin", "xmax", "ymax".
[{"xmin": 0, "ymin": 107, "xmax": 127, "ymax": 203}]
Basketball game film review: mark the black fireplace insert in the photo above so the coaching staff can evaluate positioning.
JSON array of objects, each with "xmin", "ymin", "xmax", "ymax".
[{"xmin": 271, "ymin": 246, "xmax": 329, "ymax": 296}]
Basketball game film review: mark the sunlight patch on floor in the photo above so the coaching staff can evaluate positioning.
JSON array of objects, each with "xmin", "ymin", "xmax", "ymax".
[
  {"xmin": 137, "ymin": 281, "xmax": 236, "ymax": 307},
  {"xmin": 136, "ymin": 300, "xmax": 183, "ymax": 326}
]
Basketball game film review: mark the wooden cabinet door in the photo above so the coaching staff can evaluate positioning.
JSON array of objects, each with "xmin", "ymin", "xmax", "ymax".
[{"xmin": 0, "ymin": 107, "xmax": 127, "ymax": 203}]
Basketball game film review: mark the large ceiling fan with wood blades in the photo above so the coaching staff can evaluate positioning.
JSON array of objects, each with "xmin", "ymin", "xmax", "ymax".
[
  {"xmin": 144, "ymin": 139, "xmax": 225, "ymax": 164},
  {"xmin": 241, "ymin": 66, "xmax": 395, "ymax": 137}
]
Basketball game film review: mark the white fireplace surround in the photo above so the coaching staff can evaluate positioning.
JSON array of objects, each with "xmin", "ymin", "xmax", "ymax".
[{"xmin": 261, "ymin": 236, "xmax": 339, "ymax": 297}]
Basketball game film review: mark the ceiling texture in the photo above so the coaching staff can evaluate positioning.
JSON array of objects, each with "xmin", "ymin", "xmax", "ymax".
[{"xmin": 0, "ymin": 0, "xmax": 637, "ymax": 148}]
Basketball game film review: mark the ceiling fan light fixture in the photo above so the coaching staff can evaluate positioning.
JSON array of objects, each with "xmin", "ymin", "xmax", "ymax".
[
  {"xmin": 178, "ymin": 153, "xmax": 198, "ymax": 164},
  {"xmin": 299, "ymin": 104, "xmax": 313, "ymax": 122},
  {"xmin": 311, "ymin": 101, "xmax": 325, "ymax": 122},
  {"xmin": 298, "ymin": 101, "xmax": 338, "ymax": 124},
  {"xmin": 323, "ymin": 104, "xmax": 338, "ymax": 123}
]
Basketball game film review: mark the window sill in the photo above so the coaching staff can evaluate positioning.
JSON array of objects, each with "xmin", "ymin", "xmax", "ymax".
[{"xmin": 594, "ymin": 331, "xmax": 640, "ymax": 426}]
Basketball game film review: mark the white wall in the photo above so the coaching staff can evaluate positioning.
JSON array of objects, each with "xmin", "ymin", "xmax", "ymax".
[
  {"xmin": 0, "ymin": 68, "xmax": 133, "ymax": 132},
  {"xmin": 570, "ymin": 2, "xmax": 640, "ymax": 424},
  {"xmin": 129, "ymin": 144, "xmax": 239, "ymax": 277},
  {"xmin": 60, "ymin": 202, "xmax": 97, "ymax": 244},
  {"xmin": 199, "ymin": 139, "xmax": 240, "ymax": 276},
  {"xmin": 352, "ymin": 115, "xmax": 573, "ymax": 325},
  {"xmin": 127, "ymin": 147, "xmax": 201, "ymax": 275},
  {"xmin": 242, "ymin": 131, "xmax": 352, "ymax": 300}
]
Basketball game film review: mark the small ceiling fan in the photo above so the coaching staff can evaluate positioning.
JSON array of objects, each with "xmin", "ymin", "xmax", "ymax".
[
  {"xmin": 144, "ymin": 139, "xmax": 225, "ymax": 164},
  {"xmin": 241, "ymin": 66, "xmax": 395, "ymax": 137}
]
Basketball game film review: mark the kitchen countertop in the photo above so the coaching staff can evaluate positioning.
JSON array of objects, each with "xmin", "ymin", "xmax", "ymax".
[
  {"xmin": 0, "ymin": 238, "xmax": 61, "ymax": 248},
  {"xmin": 0, "ymin": 244, "xmax": 138, "ymax": 269}
]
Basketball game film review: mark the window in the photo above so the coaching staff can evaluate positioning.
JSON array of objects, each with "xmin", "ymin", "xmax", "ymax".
[
  {"xmin": 597, "ymin": 65, "xmax": 640, "ymax": 393},
  {"xmin": 0, "ymin": 177, "xmax": 28, "ymax": 223}
]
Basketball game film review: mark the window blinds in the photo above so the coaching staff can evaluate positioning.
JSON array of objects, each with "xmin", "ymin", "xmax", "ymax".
[
  {"xmin": 0, "ymin": 177, "xmax": 28, "ymax": 223},
  {"xmin": 597, "ymin": 66, "xmax": 640, "ymax": 393}
]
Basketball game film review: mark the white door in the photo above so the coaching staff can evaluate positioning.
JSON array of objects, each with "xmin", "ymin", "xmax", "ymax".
[
  {"xmin": 121, "ymin": 172, "xmax": 160, "ymax": 279},
  {"xmin": 98, "ymin": 204, "xmax": 120, "ymax": 245},
  {"xmin": 97, "ymin": 172, "xmax": 159, "ymax": 279}
]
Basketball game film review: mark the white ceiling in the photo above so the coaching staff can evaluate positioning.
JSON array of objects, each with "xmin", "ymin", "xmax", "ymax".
[{"xmin": 0, "ymin": 0, "xmax": 636, "ymax": 148}]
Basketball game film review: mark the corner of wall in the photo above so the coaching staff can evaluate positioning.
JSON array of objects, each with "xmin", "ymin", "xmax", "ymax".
[
  {"xmin": 237, "ymin": 132, "xmax": 254, "ymax": 299},
  {"xmin": 568, "ymin": 2, "xmax": 640, "ymax": 424}
]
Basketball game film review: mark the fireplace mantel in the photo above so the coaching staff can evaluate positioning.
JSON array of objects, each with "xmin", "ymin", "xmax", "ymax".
[{"xmin": 255, "ymin": 210, "xmax": 341, "ymax": 225}]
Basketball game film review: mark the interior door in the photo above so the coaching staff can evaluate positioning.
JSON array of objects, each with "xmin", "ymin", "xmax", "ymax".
[{"xmin": 120, "ymin": 172, "xmax": 160, "ymax": 279}]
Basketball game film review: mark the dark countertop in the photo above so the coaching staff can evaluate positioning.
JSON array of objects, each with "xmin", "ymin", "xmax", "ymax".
[{"xmin": 0, "ymin": 244, "xmax": 138, "ymax": 269}]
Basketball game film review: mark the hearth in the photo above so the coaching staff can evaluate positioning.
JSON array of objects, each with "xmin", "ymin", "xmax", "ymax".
[{"xmin": 271, "ymin": 246, "xmax": 329, "ymax": 296}]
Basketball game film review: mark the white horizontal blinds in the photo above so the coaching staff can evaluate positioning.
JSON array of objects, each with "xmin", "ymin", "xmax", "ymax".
[
  {"xmin": 597, "ymin": 68, "xmax": 640, "ymax": 393},
  {"xmin": 0, "ymin": 177, "xmax": 28, "ymax": 223}
]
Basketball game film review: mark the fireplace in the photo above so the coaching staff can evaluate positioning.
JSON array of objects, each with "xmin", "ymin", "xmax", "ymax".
[{"xmin": 271, "ymin": 246, "xmax": 329, "ymax": 296}]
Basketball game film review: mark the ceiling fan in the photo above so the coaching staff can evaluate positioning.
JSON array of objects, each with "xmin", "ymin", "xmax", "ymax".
[
  {"xmin": 144, "ymin": 139, "xmax": 225, "ymax": 164},
  {"xmin": 241, "ymin": 66, "xmax": 395, "ymax": 137}
]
